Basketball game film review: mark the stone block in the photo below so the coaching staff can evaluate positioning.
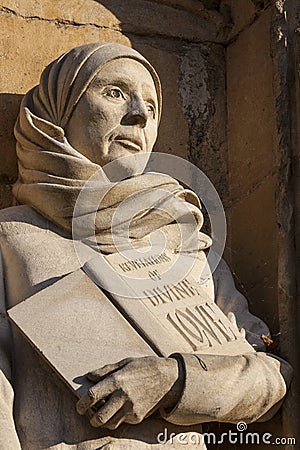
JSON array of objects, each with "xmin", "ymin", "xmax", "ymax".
[
  {"xmin": 227, "ymin": 8, "xmax": 276, "ymax": 201},
  {"xmin": 0, "ymin": 15, "xmax": 130, "ymax": 93},
  {"xmin": 141, "ymin": 43, "xmax": 189, "ymax": 160},
  {"xmin": 228, "ymin": 176, "xmax": 278, "ymax": 331},
  {"xmin": 8, "ymin": 269, "xmax": 155, "ymax": 396},
  {"xmin": 85, "ymin": 249, "xmax": 254, "ymax": 356},
  {"xmin": 1, "ymin": 0, "xmax": 224, "ymax": 42},
  {"xmin": 179, "ymin": 43, "xmax": 228, "ymax": 204},
  {"xmin": 224, "ymin": 0, "xmax": 257, "ymax": 38}
]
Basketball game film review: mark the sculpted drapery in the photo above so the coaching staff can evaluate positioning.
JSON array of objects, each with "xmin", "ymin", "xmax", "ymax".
[
  {"xmin": 13, "ymin": 42, "xmax": 211, "ymax": 254},
  {"xmin": 0, "ymin": 42, "xmax": 293, "ymax": 450}
]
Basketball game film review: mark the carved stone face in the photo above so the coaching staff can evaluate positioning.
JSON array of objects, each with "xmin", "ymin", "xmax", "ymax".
[{"xmin": 65, "ymin": 58, "xmax": 159, "ymax": 178}]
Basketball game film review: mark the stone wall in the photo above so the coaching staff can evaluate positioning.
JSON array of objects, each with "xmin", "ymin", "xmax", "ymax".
[
  {"xmin": 0, "ymin": 0, "xmax": 228, "ymax": 207},
  {"xmin": 226, "ymin": 2, "xmax": 279, "ymax": 330},
  {"xmin": 225, "ymin": 0, "xmax": 300, "ymax": 444}
]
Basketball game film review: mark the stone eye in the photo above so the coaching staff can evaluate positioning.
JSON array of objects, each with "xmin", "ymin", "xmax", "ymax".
[
  {"xmin": 106, "ymin": 88, "xmax": 125, "ymax": 100},
  {"xmin": 146, "ymin": 104, "xmax": 156, "ymax": 119}
]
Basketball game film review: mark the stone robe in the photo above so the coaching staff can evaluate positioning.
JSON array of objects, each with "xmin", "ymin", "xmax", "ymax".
[{"xmin": 0, "ymin": 205, "xmax": 292, "ymax": 450}]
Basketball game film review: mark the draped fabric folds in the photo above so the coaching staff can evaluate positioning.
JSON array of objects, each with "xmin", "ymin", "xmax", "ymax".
[{"xmin": 13, "ymin": 42, "xmax": 211, "ymax": 254}]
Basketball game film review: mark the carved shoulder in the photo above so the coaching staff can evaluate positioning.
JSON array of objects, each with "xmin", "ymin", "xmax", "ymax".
[
  {"xmin": 0, "ymin": 206, "xmax": 80, "ymax": 307},
  {"xmin": 0, "ymin": 205, "xmax": 56, "ymax": 239}
]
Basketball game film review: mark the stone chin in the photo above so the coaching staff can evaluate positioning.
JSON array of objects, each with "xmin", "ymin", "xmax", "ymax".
[{"xmin": 103, "ymin": 151, "xmax": 152, "ymax": 181}]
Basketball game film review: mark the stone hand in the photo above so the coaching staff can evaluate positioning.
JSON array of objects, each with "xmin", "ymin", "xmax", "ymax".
[{"xmin": 76, "ymin": 356, "xmax": 180, "ymax": 429}]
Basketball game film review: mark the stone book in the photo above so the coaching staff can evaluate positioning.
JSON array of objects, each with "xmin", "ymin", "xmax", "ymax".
[
  {"xmin": 84, "ymin": 248, "xmax": 255, "ymax": 357},
  {"xmin": 7, "ymin": 269, "xmax": 156, "ymax": 398},
  {"xmin": 8, "ymin": 248, "xmax": 254, "ymax": 398}
]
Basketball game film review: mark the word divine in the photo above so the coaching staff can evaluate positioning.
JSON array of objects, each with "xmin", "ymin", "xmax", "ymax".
[{"xmin": 143, "ymin": 278, "xmax": 201, "ymax": 306}]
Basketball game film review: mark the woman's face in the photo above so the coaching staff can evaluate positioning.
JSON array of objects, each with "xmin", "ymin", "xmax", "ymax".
[{"xmin": 65, "ymin": 58, "xmax": 159, "ymax": 178}]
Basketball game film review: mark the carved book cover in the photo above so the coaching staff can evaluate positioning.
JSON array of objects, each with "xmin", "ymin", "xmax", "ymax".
[{"xmin": 8, "ymin": 248, "xmax": 254, "ymax": 397}]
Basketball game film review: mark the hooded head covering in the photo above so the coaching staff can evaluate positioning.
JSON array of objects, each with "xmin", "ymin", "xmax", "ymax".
[
  {"xmin": 25, "ymin": 42, "xmax": 162, "ymax": 129},
  {"xmin": 13, "ymin": 42, "xmax": 211, "ymax": 254}
]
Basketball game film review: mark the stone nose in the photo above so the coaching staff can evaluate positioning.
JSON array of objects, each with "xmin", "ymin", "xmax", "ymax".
[{"xmin": 122, "ymin": 95, "xmax": 148, "ymax": 128}]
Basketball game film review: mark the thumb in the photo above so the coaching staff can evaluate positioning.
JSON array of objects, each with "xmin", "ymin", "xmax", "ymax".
[{"xmin": 86, "ymin": 358, "xmax": 132, "ymax": 381}]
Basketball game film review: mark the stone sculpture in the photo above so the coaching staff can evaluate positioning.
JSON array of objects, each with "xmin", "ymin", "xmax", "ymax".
[{"xmin": 0, "ymin": 42, "xmax": 292, "ymax": 450}]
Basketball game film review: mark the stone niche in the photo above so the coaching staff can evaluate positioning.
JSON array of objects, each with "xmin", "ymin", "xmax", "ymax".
[{"xmin": 0, "ymin": 0, "xmax": 298, "ymax": 446}]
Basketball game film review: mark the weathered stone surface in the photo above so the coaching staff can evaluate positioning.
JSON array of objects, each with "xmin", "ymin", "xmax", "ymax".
[
  {"xmin": 0, "ymin": 184, "xmax": 14, "ymax": 210},
  {"xmin": 224, "ymin": 0, "xmax": 256, "ymax": 39},
  {"xmin": 0, "ymin": 15, "xmax": 130, "ymax": 93},
  {"xmin": 151, "ymin": 0, "xmax": 221, "ymax": 14},
  {"xmin": 8, "ymin": 269, "xmax": 155, "ymax": 396},
  {"xmin": 227, "ymin": 8, "xmax": 276, "ymax": 201},
  {"xmin": 140, "ymin": 43, "xmax": 189, "ymax": 160},
  {"xmin": 0, "ymin": 12, "xmax": 227, "ymax": 208},
  {"xmin": 270, "ymin": 0, "xmax": 300, "ymax": 442},
  {"xmin": 0, "ymin": 23, "xmax": 294, "ymax": 442},
  {"xmin": 0, "ymin": 92, "xmax": 20, "ymax": 180},
  {"xmin": 0, "ymin": 0, "xmax": 228, "ymax": 212},
  {"xmin": 1, "ymin": 0, "xmax": 226, "ymax": 43},
  {"xmin": 228, "ymin": 177, "xmax": 278, "ymax": 331},
  {"xmin": 178, "ymin": 43, "xmax": 228, "ymax": 204}
]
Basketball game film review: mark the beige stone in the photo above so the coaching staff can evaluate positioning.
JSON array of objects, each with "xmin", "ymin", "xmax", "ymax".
[
  {"xmin": 228, "ymin": 176, "xmax": 278, "ymax": 330},
  {"xmin": 1, "ymin": 0, "xmax": 225, "ymax": 43},
  {"xmin": 86, "ymin": 250, "xmax": 254, "ymax": 356},
  {"xmin": 147, "ymin": 45, "xmax": 189, "ymax": 160},
  {"xmin": 227, "ymin": 8, "xmax": 276, "ymax": 201},
  {"xmin": 8, "ymin": 269, "xmax": 155, "ymax": 396},
  {"xmin": 0, "ymin": 39, "xmax": 291, "ymax": 450},
  {"xmin": 0, "ymin": 15, "xmax": 130, "ymax": 93}
]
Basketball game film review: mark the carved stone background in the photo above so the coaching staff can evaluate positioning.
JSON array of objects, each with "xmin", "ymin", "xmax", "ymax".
[{"xmin": 0, "ymin": 0, "xmax": 299, "ymax": 446}]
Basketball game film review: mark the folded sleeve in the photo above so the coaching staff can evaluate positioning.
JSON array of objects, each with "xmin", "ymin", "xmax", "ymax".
[
  {"xmin": 161, "ymin": 351, "xmax": 292, "ymax": 425},
  {"xmin": 160, "ymin": 256, "xmax": 293, "ymax": 426},
  {"xmin": 213, "ymin": 257, "xmax": 271, "ymax": 351},
  {"xmin": 0, "ymin": 249, "xmax": 22, "ymax": 449}
]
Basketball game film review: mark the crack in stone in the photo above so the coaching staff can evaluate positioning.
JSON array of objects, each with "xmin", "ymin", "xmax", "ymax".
[
  {"xmin": 227, "ymin": 171, "xmax": 276, "ymax": 209},
  {"xmin": 0, "ymin": 6, "xmax": 121, "ymax": 32},
  {"xmin": 0, "ymin": 5, "xmax": 227, "ymax": 45},
  {"xmin": 226, "ymin": 3, "xmax": 271, "ymax": 45}
]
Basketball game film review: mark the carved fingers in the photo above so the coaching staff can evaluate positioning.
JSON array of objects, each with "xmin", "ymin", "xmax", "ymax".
[
  {"xmin": 76, "ymin": 356, "xmax": 179, "ymax": 429},
  {"xmin": 227, "ymin": 311, "xmax": 246, "ymax": 338},
  {"xmin": 90, "ymin": 391, "xmax": 127, "ymax": 428},
  {"xmin": 86, "ymin": 358, "xmax": 133, "ymax": 382}
]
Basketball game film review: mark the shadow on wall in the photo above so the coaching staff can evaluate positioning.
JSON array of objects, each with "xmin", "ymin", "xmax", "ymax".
[
  {"xmin": 0, "ymin": 93, "xmax": 23, "ymax": 209},
  {"xmin": 0, "ymin": 93, "xmax": 23, "ymax": 180},
  {"xmin": 92, "ymin": 0, "xmax": 229, "ymax": 205}
]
